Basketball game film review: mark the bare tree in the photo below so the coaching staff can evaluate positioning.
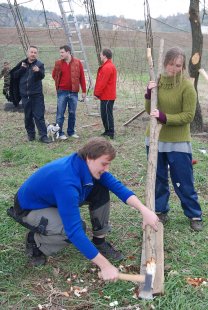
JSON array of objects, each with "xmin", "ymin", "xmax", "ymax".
[{"xmin": 189, "ymin": 0, "xmax": 203, "ymax": 132}]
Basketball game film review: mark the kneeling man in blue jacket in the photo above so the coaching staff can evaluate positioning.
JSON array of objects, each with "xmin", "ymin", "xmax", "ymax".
[{"xmin": 8, "ymin": 137, "xmax": 159, "ymax": 282}]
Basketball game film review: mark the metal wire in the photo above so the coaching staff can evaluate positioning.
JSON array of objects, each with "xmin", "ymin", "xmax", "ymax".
[
  {"xmin": 7, "ymin": 0, "xmax": 30, "ymax": 55},
  {"xmin": 84, "ymin": 0, "xmax": 102, "ymax": 65}
]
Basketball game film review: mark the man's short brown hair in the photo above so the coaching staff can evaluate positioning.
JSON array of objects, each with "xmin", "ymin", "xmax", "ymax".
[
  {"xmin": 78, "ymin": 137, "xmax": 116, "ymax": 160},
  {"xmin": 60, "ymin": 45, "xmax": 71, "ymax": 53},
  {"xmin": 102, "ymin": 48, "xmax": 112, "ymax": 59}
]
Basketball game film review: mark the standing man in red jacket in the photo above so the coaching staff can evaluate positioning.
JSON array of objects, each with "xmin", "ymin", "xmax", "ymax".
[
  {"xmin": 94, "ymin": 49, "xmax": 117, "ymax": 139},
  {"xmin": 52, "ymin": 45, "xmax": 86, "ymax": 140}
]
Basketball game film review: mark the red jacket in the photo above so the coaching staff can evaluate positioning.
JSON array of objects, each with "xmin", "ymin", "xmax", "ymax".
[
  {"xmin": 52, "ymin": 57, "xmax": 86, "ymax": 93},
  {"xmin": 94, "ymin": 59, "xmax": 117, "ymax": 100}
]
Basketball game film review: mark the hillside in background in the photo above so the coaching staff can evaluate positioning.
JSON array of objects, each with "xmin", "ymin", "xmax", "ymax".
[
  {"xmin": 2, "ymin": 2, "xmax": 208, "ymax": 32},
  {"xmin": 0, "ymin": 3, "xmax": 62, "ymax": 27}
]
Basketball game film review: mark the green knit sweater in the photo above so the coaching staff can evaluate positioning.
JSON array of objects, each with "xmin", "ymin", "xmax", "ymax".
[{"xmin": 145, "ymin": 73, "xmax": 197, "ymax": 142}]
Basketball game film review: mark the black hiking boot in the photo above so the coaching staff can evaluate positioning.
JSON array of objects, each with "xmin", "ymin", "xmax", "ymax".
[
  {"xmin": 39, "ymin": 136, "xmax": 52, "ymax": 144},
  {"xmin": 94, "ymin": 241, "xmax": 124, "ymax": 261},
  {"xmin": 25, "ymin": 232, "xmax": 46, "ymax": 266},
  {"xmin": 100, "ymin": 132, "xmax": 108, "ymax": 136},
  {"xmin": 28, "ymin": 135, "xmax": 35, "ymax": 141}
]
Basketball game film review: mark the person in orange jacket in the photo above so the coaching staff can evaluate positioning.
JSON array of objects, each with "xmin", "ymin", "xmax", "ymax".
[
  {"xmin": 52, "ymin": 45, "xmax": 86, "ymax": 140},
  {"xmin": 94, "ymin": 49, "xmax": 117, "ymax": 139}
]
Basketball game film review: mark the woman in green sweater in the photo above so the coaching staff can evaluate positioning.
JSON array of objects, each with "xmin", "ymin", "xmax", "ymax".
[{"xmin": 145, "ymin": 46, "xmax": 202, "ymax": 231}]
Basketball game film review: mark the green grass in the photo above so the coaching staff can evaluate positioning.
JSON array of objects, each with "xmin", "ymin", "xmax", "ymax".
[{"xmin": 0, "ymin": 64, "xmax": 208, "ymax": 309}]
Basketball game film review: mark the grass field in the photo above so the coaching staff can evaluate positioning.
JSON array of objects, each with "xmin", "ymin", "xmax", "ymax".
[{"xmin": 0, "ymin": 56, "xmax": 208, "ymax": 309}]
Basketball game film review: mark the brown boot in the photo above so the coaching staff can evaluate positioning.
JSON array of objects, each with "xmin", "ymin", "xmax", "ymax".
[
  {"xmin": 190, "ymin": 219, "xmax": 203, "ymax": 232},
  {"xmin": 156, "ymin": 213, "xmax": 169, "ymax": 224}
]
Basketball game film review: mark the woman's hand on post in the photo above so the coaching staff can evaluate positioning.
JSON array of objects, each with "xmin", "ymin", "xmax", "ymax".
[
  {"xmin": 150, "ymin": 108, "xmax": 160, "ymax": 118},
  {"xmin": 147, "ymin": 81, "xmax": 157, "ymax": 90}
]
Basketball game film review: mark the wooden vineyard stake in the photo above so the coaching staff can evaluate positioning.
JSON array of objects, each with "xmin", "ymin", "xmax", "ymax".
[
  {"xmin": 199, "ymin": 68, "xmax": 208, "ymax": 83},
  {"xmin": 123, "ymin": 109, "xmax": 146, "ymax": 127},
  {"xmin": 139, "ymin": 39, "xmax": 165, "ymax": 296}
]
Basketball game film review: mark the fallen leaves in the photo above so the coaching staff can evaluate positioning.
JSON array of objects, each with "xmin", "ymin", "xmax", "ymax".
[
  {"xmin": 186, "ymin": 277, "xmax": 208, "ymax": 287},
  {"xmin": 59, "ymin": 276, "xmax": 89, "ymax": 298},
  {"xmin": 118, "ymin": 263, "xmax": 140, "ymax": 274},
  {"xmin": 72, "ymin": 286, "xmax": 88, "ymax": 297},
  {"xmin": 34, "ymin": 276, "xmax": 90, "ymax": 309}
]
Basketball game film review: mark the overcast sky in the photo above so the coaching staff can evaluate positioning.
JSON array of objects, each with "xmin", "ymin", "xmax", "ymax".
[{"xmin": 1, "ymin": 0, "xmax": 194, "ymax": 20}]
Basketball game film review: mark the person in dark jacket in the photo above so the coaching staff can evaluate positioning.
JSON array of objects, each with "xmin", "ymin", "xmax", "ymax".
[
  {"xmin": 94, "ymin": 49, "xmax": 117, "ymax": 139},
  {"xmin": 7, "ymin": 137, "xmax": 159, "ymax": 280},
  {"xmin": 11, "ymin": 46, "xmax": 51, "ymax": 143}
]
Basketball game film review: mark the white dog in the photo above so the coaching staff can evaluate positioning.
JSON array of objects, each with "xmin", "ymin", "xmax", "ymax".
[{"xmin": 46, "ymin": 120, "xmax": 60, "ymax": 141}]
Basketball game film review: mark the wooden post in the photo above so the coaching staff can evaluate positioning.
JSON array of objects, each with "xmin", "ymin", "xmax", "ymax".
[
  {"xmin": 139, "ymin": 39, "xmax": 164, "ymax": 296},
  {"xmin": 199, "ymin": 68, "xmax": 208, "ymax": 83},
  {"xmin": 123, "ymin": 109, "xmax": 146, "ymax": 127}
]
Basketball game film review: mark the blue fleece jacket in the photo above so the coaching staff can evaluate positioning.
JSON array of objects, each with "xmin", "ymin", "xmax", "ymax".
[{"xmin": 17, "ymin": 153, "xmax": 134, "ymax": 260}]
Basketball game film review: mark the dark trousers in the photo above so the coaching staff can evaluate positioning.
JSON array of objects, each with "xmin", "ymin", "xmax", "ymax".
[
  {"xmin": 154, "ymin": 151, "xmax": 202, "ymax": 219},
  {"xmin": 21, "ymin": 94, "xmax": 47, "ymax": 138},
  {"xmin": 11, "ymin": 182, "xmax": 111, "ymax": 256},
  {"xmin": 86, "ymin": 181, "xmax": 111, "ymax": 234},
  {"xmin": 100, "ymin": 100, "xmax": 115, "ymax": 136}
]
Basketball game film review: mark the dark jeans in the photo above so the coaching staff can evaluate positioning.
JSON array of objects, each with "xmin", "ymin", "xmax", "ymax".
[
  {"xmin": 21, "ymin": 94, "xmax": 47, "ymax": 138},
  {"xmin": 100, "ymin": 100, "xmax": 115, "ymax": 136},
  {"xmin": 149, "ymin": 150, "xmax": 202, "ymax": 219}
]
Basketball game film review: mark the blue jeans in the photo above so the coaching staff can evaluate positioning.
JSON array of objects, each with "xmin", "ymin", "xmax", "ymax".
[
  {"xmin": 56, "ymin": 90, "xmax": 78, "ymax": 136},
  {"xmin": 153, "ymin": 151, "xmax": 202, "ymax": 219}
]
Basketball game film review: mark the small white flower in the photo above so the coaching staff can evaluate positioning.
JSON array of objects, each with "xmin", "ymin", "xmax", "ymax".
[{"xmin": 109, "ymin": 300, "xmax": 118, "ymax": 307}]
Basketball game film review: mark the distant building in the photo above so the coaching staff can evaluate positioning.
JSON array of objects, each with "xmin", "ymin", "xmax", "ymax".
[
  {"xmin": 48, "ymin": 21, "xmax": 62, "ymax": 28},
  {"xmin": 79, "ymin": 22, "xmax": 90, "ymax": 30},
  {"xmin": 113, "ymin": 16, "xmax": 130, "ymax": 31}
]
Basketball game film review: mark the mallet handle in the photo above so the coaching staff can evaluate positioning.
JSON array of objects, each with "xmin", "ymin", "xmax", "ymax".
[{"xmin": 118, "ymin": 273, "xmax": 145, "ymax": 283}]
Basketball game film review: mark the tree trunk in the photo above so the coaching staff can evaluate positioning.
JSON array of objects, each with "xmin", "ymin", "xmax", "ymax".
[{"xmin": 189, "ymin": 0, "xmax": 203, "ymax": 132}]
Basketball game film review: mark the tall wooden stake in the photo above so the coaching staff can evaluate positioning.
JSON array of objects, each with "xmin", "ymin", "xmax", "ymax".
[{"xmin": 139, "ymin": 39, "xmax": 164, "ymax": 296}]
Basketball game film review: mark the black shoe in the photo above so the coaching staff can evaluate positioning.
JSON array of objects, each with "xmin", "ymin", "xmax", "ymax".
[
  {"xmin": 28, "ymin": 135, "xmax": 35, "ymax": 141},
  {"xmin": 95, "ymin": 241, "xmax": 124, "ymax": 261},
  {"xmin": 28, "ymin": 255, "xmax": 47, "ymax": 266},
  {"xmin": 101, "ymin": 132, "xmax": 114, "ymax": 139},
  {"xmin": 40, "ymin": 136, "xmax": 52, "ymax": 144},
  {"xmin": 25, "ymin": 232, "xmax": 46, "ymax": 266},
  {"xmin": 157, "ymin": 213, "xmax": 169, "ymax": 224},
  {"xmin": 101, "ymin": 132, "xmax": 108, "ymax": 136}
]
